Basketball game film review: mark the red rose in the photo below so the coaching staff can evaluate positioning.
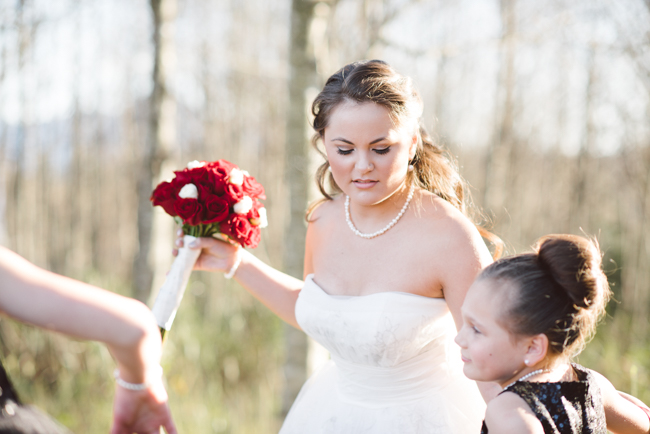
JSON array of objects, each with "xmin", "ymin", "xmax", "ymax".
[
  {"xmin": 202, "ymin": 195, "xmax": 229, "ymax": 223},
  {"xmin": 150, "ymin": 181, "xmax": 179, "ymax": 216},
  {"xmin": 206, "ymin": 160, "xmax": 238, "ymax": 194},
  {"xmin": 245, "ymin": 227, "xmax": 261, "ymax": 248},
  {"xmin": 242, "ymin": 176, "xmax": 266, "ymax": 200},
  {"xmin": 206, "ymin": 159, "xmax": 237, "ymax": 174},
  {"xmin": 220, "ymin": 214, "xmax": 258, "ymax": 247},
  {"xmin": 174, "ymin": 198, "xmax": 203, "ymax": 226},
  {"xmin": 195, "ymin": 181, "xmax": 216, "ymax": 200},
  {"xmin": 224, "ymin": 183, "xmax": 245, "ymax": 205},
  {"xmin": 174, "ymin": 166, "xmax": 210, "ymax": 187}
]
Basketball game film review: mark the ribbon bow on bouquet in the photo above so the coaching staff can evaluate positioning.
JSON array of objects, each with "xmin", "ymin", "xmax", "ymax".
[{"xmin": 149, "ymin": 159, "xmax": 267, "ymax": 339}]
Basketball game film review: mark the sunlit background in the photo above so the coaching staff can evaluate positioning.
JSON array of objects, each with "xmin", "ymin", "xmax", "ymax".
[{"xmin": 1, "ymin": 0, "xmax": 649, "ymax": 432}]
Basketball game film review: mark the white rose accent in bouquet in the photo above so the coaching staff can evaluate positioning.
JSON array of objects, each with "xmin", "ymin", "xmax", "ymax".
[
  {"xmin": 186, "ymin": 160, "xmax": 205, "ymax": 169},
  {"xmin": 250, "ymin": 207, "xmax": 268, "ymax": 228},
  {"xmin": 178, "ymin": 183, "xmax": 199, "ymax": 199},
  {"xmin": 258, "ymin": 207, "xmax": 268, "ymax": 228},
  {"xmin": 228, "ymin": 168, "xmax": 244, "ymax": 185},
  {"xmin": 233, "ymin": 196, "xmax": 253, "ymax": 215}
]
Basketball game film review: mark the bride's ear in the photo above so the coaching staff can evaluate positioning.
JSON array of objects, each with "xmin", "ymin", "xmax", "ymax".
[
  {"xmin": 408, "ymin": 129, "xmax": 418, "ymax": 160},
  {"xmin": 523, "ymin": 334, "xmax": 549, "ymax": 366}
]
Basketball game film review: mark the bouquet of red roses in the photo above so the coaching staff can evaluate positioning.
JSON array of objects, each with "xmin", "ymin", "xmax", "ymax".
[
  {"xmin": 150, "ymin": 159, "xmax": 267, "ymax": 247},
  {"xmin": 149, "ymin": 159, "xmax": 267, "ymax": 339}
]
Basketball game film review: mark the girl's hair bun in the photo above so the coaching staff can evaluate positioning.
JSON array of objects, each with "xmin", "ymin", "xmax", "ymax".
[
  {"xmin": 535, "ymin": 234, "xmax": 606, "ymax": 311},
  {"xmin": 478, "ymin": 234, "xmax": 611, "ymax": 357}
]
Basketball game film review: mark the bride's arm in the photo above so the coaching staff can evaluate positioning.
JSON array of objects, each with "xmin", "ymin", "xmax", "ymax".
[
  {"xmin": 179, "ymin": 232, "xmax": 305, "ymax": 329},
  {"xmin": 437, "ymin": 216, "xmax": 501, "ymax": 402}
]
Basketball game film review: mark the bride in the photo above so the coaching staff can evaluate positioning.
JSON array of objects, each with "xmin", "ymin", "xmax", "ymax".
[{"xmin": 178, "ymin": 60, "xmax": 498, "ymax": 433}]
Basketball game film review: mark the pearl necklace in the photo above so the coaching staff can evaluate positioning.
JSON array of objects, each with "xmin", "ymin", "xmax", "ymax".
[
  {"xmin": 345, "ymin": 185, "xmax": 415, "ymax": 239},
  {"xmin": 503, "ymin": 368, "xmax": 552, "ymax": 391}
]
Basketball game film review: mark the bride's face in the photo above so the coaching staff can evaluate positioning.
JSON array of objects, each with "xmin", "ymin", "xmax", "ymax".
[
  {"xmin": 323, "ymin": 101, "xmax": 417, "ymax": 207},
  {"xmin": 455, "ymin": 279, "xmax": 531, "ymax": 387}
]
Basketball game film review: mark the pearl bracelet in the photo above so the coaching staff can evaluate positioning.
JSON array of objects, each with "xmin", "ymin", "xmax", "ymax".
[
  {"xmin": 113, "ymin": 365, "xmax": 162, "ymax": 391},
  {"xmin": 224, "ymin": 248, "xmax": 242, "ymax": 279}
]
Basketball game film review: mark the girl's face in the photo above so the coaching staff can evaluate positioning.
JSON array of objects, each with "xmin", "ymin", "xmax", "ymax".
[
  {"xmin": 454, "ymin": 279, "xmax": 532, "ymax": 387},
  {"xmin": 323, "ymin": 101, "xmax": 417, "ymax": 207}
]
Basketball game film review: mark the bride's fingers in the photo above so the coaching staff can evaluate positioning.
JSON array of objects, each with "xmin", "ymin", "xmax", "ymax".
[{"xmin": 188, "ymin": 235, "xmax": 233, "ymax": 252}]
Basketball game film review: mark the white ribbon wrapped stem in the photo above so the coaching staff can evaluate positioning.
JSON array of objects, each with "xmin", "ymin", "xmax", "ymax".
[{"xmin": 151, "ymin": 235, "xmax": 201, "ymax": 331}]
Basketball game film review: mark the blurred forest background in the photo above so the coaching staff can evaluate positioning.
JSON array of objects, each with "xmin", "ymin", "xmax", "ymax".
[{"xmin": 1, "ymin": 0, "xmax": 649, "ymax": 432}]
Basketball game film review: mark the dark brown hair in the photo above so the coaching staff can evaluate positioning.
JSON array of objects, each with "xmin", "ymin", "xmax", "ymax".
[
  {"xmin": 309, "ymin": 60, "xmax": 502, "ymax": 256},
  {"xmin": 479, "ymin": 234, "xmax": 611, "ymax": 357}
]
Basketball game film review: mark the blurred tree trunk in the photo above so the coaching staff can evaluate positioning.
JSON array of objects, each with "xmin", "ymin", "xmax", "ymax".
[
  {"xmin": 65, "ymin": 4, "xmax": 82, "ymax": 275},
  {"xmin": 282, "ymin": 0, "xmax": 317, "ymax": 418},
  {"xmin": 133, "ymin": 0, "xmax": 176, "ymax": 302},
  {"xmin": 0, "ymin": 3, "xmax": 8, "ymax": 247},
  {"xmin": 483, "ymin": 0, "xmax": 516, "ymax": 218},
  {"xmin": 569, "ymin": 46, "xmax": 596, "ymax": 232},
  {"xmin": 7, "ymin": 0, "xmax": 31, "ymax": 253}
]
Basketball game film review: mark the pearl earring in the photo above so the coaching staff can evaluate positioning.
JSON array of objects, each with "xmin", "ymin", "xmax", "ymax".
[
  {"xmin": 408, "ymin": 164, "xmax": 414, "ymax": 172},
  {"xmin": 326, "ymin": 165, "xmax": 332, "ymax": 172},
  {"xmin": 524, "ymin": 359, "xmax": 530, "ymax": 366}
]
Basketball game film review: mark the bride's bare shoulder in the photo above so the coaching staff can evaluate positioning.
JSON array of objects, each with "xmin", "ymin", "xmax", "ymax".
[
  {"xmin": 308, "ymin": 196, "xmax": 343, "ymax": 218},
  {"xmin": 414, "ymin": 190, "xmax": 472, "ymax": 229},
  {"xmin": 413, "ymin": 189, "xmax": 489, "ymax": 258},
  {"xmin": 307, "ymin": 195, "xmax": 344, "ymax": 226}
]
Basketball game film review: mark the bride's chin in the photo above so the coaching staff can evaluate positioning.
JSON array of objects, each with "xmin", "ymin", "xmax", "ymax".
[{"xmin": 347, "ymin": 185, "xmax": 410, "ymax": 207}]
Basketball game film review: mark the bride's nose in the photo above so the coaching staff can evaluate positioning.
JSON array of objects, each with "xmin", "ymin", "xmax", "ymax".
[{"xmin": 355, "ymin": 153, "xmax": 374, "ymax": 173}]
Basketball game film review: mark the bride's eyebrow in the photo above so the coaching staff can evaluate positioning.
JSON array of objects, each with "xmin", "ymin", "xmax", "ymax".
[{"xmin": 332, "ymin": 136, "xmax": 388, "ymax": 145}]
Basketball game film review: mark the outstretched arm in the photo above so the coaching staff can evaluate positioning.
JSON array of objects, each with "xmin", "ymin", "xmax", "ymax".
[
  {"xmin": 0, "ymin": 246, "xmax": 176, "ymax": 434},
  {"xmin": 177, "ymin": 233, "xmax": 304, "ymax": 328}
]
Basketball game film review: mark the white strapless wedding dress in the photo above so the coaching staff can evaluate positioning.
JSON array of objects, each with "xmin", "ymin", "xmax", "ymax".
[{"xmin": 279, "ymin": 274, "xmax": 486, "ymax": 434}]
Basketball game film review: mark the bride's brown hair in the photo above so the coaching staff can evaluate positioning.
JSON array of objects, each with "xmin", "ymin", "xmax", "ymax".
[{"xmin": 309, "ymin": 60, "xmax": 502, "ymax": 257}]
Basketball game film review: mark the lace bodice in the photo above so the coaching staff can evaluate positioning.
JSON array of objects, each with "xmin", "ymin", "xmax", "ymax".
[
  {"xmin": 295, "ymin": 275, "xmax": 465, "ymax": 406},
  {"xmin": 279, "ymin": 274, "xmax": 485, "ymax": 433}
]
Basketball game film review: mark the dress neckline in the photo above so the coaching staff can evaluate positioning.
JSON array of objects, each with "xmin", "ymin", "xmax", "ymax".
[
  {"xmin": 305, "ymin": 274, "xmax": 446, "ymax": 302},
  {"xmin": 501, "ymin": 364, "xmax": 589, "ymax": 394}
]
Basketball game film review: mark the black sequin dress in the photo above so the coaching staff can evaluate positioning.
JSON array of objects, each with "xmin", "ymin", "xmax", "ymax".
[{"xmin": 481, "ymin": 364, "xmax": 606, "ymax": 434}]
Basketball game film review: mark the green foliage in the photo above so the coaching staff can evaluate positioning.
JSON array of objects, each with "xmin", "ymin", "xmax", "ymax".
[{"xmin": 579, "ymin": 314, "xmax": 650, "ymax": 405}]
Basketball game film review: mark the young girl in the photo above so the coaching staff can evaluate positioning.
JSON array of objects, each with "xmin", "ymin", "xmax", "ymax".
[{"xmin": 455, "ymin": 234, "xmax": 650, "ymax": 434}]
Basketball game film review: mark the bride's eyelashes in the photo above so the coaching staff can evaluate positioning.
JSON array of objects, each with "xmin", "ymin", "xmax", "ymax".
[{"xmin": 335, "ymin": 147, "xmax": 391, "ymax": 155}]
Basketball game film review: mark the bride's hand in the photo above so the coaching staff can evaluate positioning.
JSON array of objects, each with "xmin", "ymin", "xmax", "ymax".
[{"xmin": 174, "ymin": 229, "xmax": 240, "ymax": 274}]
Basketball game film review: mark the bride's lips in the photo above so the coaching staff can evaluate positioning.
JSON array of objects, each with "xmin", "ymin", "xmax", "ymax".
[
  {"xmin": 353, "ymin": 179, "xmax": 378, "ymax": 189},
  {"xmin": 460, "ymin": 354, "xmax": 471, "ymax": 363}
]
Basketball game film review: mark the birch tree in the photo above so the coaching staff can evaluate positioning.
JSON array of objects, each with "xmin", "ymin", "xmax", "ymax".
[
  {"xmin": 133, "ymin": 0, "xmax": 177, "ymax": 302},
  {"xmin": 282, "ymin": 0, "xmax": 317, "ymax": 417}
]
